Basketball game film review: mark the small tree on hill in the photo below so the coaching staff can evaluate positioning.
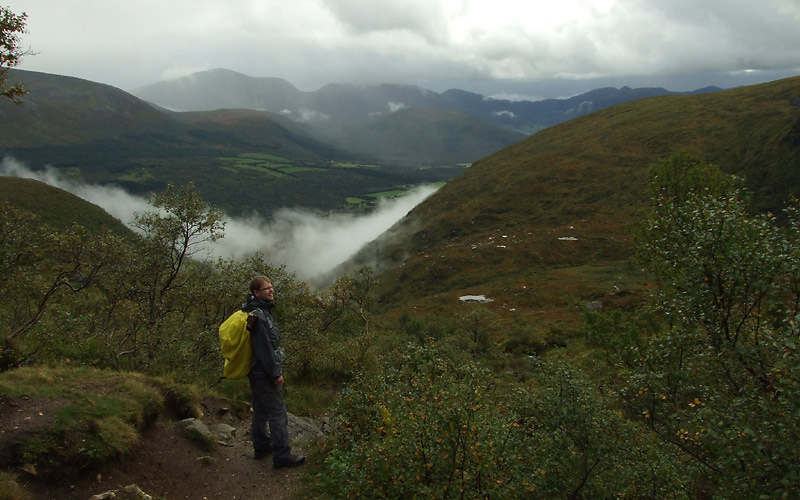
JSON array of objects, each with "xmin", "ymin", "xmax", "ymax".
[{"xmin": 125, "ymin": 182, "xmax": 225, "ymax": 365}]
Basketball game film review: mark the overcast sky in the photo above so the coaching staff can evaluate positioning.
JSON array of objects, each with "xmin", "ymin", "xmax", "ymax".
[{"xmin": 8, "ymin": 0, "xmax": 800, "ymax": 99}]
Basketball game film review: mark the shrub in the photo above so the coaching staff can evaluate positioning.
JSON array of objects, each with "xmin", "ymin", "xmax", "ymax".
[
  {"xmin": 318, "ymin": 342, "xmax": 522, "ymax": 499},
  {"xmin": 584, "ymin": 153, "xmax": 800, "ymax": 498}
]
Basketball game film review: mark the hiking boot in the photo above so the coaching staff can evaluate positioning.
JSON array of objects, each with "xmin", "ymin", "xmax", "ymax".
[
  {"xmin": 254, "ymin": 449, "xmax": 272, "ymax": 460},
  {"xmin": 273, "ymin": 454, "xmax": 305, "ymax": 469}
]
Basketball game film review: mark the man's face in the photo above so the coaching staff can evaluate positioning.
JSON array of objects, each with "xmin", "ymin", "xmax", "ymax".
[{"xmin": 254, "ymin": 281, "xmax": 274, "ymax": 301}]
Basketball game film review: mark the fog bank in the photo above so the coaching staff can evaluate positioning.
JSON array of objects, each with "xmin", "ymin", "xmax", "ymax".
[{"xmin": 1, "ymin": 157, "xmax": 437, "ymax": 284}]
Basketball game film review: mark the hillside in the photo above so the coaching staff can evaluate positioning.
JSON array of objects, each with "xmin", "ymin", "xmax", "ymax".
[
  {"xmin": 0, "ymin": 176, "xmax": 133, "ymax": 238},
  {"xmin": 168, "ymin": 107, "xmax": 350, "ymax": 160},
  {"xmin": 0, "ymin": 69, "xmax": 351, "ymax": 159},
  {"xmin": 0, "ymin": 71, "xmax": 178, "ymax": 147},
  {"xmin": 360, "ymin": 77, "xmax": 800, "ymax": 340},
  {"xmin": 131, "ymin": 68, "xmax": 307, "ymax": 114}
]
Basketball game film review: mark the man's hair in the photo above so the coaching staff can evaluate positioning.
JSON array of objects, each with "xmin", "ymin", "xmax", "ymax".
[{"xmin": 250, "ymin": 275, "xmax": 271, "ymax": 293}]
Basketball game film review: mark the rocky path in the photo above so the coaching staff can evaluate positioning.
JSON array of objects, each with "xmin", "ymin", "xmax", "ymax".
[{"xmin": 25, "ymin": 398, "xmax": 323, "ymax": 500}]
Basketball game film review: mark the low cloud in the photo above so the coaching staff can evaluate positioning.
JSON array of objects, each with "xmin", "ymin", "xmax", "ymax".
[
  {"xmin": 491, "ymin": 110, "xmax": 516, "ymax": 119},
  {"xmin": 295, "ymin": 107, "xmax": 330, "ymax": 123},
  {"xmin": 214, "ymin": 186, "xmax": 438, "ymax": 284},
  {"xmin": 1, "ymin": 157, "xmax": 437, "ymax": 286},
  {"xmin": 489, "ymin": 93, "xmax": 548, "ymax": 102},
  {"xmin": 278, "ymin": 107, "xmax": 330, "ymax": 123}
]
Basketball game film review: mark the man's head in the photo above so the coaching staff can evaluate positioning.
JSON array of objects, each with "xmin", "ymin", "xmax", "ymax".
[{"xmin": 250, "ymin": 276, "xmax": 274, "ymax": 302}]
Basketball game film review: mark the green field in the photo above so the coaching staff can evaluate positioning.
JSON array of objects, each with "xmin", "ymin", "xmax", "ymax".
[
  {"xmin": 277, "ymin": 166, "xmax": 327, "ymax": 174},
  {"xmin": 365, "ymin": 189, "xmax": 407, "ymax": 199}
]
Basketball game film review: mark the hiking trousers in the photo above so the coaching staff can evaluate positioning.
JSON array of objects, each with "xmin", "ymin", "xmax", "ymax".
[{"xmin": 249, "ymin": 376, "xmax": 291, "ymax": 460}]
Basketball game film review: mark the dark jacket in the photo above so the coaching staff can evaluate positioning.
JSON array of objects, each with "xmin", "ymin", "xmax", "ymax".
[{"xmin": 244, "ymin": 296, "xmax": 283, "ymax": 380}]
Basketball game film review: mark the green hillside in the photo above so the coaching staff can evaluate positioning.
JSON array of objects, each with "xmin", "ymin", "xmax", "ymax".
[
  {"xmin": 363, "ymin": 76, "xmax": 800, "ymax": 339},
  {"xmin": 0, "ymin": 70, "xmax": 178, "ymax": 147},
  {"xmin": 0, "ymin": 176, "xmax": 133, "ymax": 238}
]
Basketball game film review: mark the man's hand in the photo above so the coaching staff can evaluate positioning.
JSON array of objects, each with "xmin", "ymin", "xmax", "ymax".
[{"xmin": 274, "ymin": 375, "xmax": 285, "ymax": 386}]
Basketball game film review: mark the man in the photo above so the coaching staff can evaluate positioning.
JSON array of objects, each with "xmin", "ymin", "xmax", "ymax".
[{"xmin": 245, "ymin": 275, "xmax": 305, "ymax": 469}]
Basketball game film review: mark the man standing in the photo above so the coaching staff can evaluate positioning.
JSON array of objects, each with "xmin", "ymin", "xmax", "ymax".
[{"xmin": 245, "ymin": 275, "xmax": 305, "ymax": 469}]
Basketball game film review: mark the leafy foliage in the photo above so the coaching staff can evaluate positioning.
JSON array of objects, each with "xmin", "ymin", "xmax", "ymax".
[
  {"xmin": 586, "ymin": 153, "xmax": 800, "ymax": 498},
  {"xmin": 0, "ymin": 202, "xmax": 123, "ymax": 366},
  {"xmin": 5, "ymin": 147, "xmax": 800, "ymax": 498},
  {"xmin": 318, "ymin": 341, "xmax": 688, "ymax": 499},
  {"xmin": 320, "ymin": 342, "xmax": 521, "ymax": 499},
  {"xmin": 510, "ymin": 359, "xmax": 689, "ymax": 499},
  {"xmin": 0, "ymin": 6, "xmax": 27, "ymax": 102},
  {"xmin": 0, "ymin": 182, "xmax": 368, "ymax": 387}
]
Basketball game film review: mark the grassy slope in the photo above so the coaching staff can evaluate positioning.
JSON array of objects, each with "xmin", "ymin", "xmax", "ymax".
[
  {"xmin": 0, "ymin": 70, "xmax": 179, "ymax": 147},
  {"xmin": 0, "ymin": 177, "xmax": 134, "ymax": 238},
  {"xmin": 0, "ymin": 70, "xmax": 347, "ymax": 163},
  {"xmin": 367, "ymin": 77, "xmax": 800, "ymax": 340}
]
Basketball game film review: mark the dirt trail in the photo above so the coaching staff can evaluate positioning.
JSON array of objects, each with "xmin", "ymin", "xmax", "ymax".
[{"xmin": 21, "ymin": 398, "xmax": 312, "ymax": 500}]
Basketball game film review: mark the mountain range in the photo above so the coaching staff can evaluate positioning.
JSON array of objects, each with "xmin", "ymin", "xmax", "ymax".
[{"xmin": 132, "ymin": 67, "xmax": 722, "ymax": 135}]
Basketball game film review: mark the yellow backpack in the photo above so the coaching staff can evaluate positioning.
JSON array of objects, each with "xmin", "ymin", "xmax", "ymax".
[{"xmin": 218, "ymin": 309, "xmax": 258, "ymax": 380}]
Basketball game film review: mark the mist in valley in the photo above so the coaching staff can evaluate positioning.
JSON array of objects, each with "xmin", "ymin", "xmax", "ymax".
[{"xmin": 1, "ymin": 157, "xmax": 438, "ymax": 286}]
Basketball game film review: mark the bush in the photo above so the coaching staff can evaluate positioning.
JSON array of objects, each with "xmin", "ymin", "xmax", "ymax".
[
  {"xmin": 316, "ymin": 340, "xmax": 690, "ymax": 499},
  {"xmin": 318, "ymin": 342, "xmax": 522, "ymax": 499},
  {"xmin": 584, "ymin": 153, "xmax": 800, "ymax": 498}
]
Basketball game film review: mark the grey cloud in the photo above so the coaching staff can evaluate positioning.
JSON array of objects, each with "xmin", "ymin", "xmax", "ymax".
[
  {"xmin": 322, "ymin": 0, "xmax": 449, "ymax": 45},
  {"xmin": 598, "ymin": 0, "xmax": 800, "ymax": 74},
  {"xmin": 12, "ymin": 0, "xmax": 800, "ymax": 102}
]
